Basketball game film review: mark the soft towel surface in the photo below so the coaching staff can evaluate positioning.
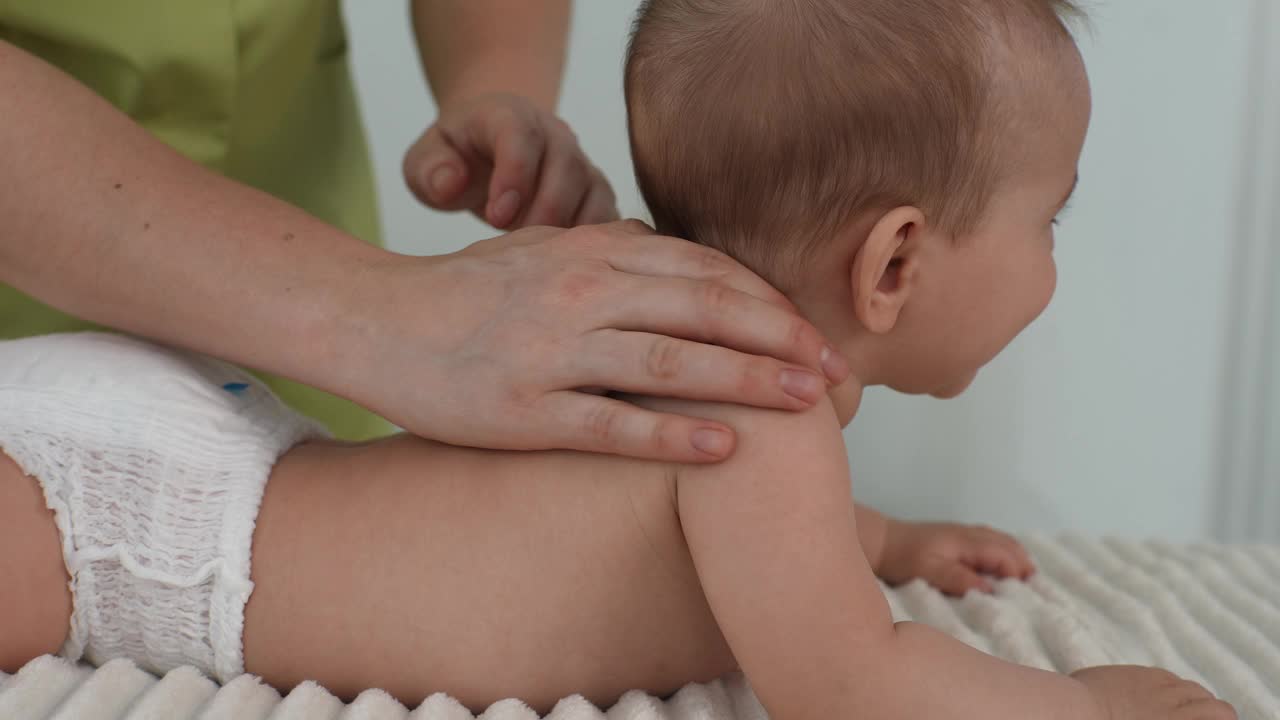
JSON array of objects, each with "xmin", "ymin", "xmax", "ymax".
[{"xmin": 4, "ymin": 536, "xmax": 1279, "ymax": 719}]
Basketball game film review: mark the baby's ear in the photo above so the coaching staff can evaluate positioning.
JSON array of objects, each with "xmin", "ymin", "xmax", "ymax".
[{"xmin": 849, "ymin": 206, "xmax": 925, "ymax": 334}]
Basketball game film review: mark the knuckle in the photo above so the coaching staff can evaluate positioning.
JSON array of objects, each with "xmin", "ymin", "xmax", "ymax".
[
  {"xmin": 734, "ymin": 360, "xmax": 768, "ymax": 397},
  {"xmin": 645, "ymin": 337, "xmax": 684, "ymax": 381},
  {"xmin": 583, "ymin": 402, "xmax": 622, "ymax": 446},
  {"xmin": 503, "ymin": 154, "xmax": 534, "ymax": 183},
  {"xmin": 620, "ymin": 218, "xmax": 653, "ymax": 235},
  {"xmin": 549, "ymin": 268, "xmax": 606, "ymax": 307},
  {"xmin": 788, "ymin": 316, "xmax": 818, "ymax": 353},
  {"xmin": 564, "ymin": 226, "xmax": 613, "ymax": 256},
  {"xmin": 648, "ymin": 418, "xmax": 675, "ymax": 456},
  {"xmin": 498, "ymin": 378, "xmax": 543, "ymax": 414},
  {"xmin": 519, "ymin": 121, "xmax": 547, "ymax": 154},
  {"xmin": 693, "ymin": 246, "xmax": 734, "ymax": 276},
  {"xmin": 700, "ymin": 281, "xmax": 736, "ymax": 313}
]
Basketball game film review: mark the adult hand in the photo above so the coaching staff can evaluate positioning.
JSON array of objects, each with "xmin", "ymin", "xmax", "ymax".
[
  {"xmin": 346, "ymin": 220, "xmax": 850, "ymax": 463},
  {"xmin": 403, "ymin": 92, "xmax": 619, "ymax": 230}
]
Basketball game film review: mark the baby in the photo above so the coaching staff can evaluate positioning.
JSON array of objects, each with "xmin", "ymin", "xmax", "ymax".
[{"xmin": 0, "ymin": 0, "xmax": 1236, "ymax": 718}]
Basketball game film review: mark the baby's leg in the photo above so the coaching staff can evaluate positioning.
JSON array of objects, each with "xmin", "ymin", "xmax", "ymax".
[
  {"xmin": 243, "ymin": 435, "xmax": 734, "ymax": 712},
  {"xmin": 0, "ymin": 451, "xmax": 72, "ymax": 672}
]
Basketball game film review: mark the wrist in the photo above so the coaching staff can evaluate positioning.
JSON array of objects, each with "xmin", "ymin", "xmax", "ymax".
[
  {"xmin": 301, "ymin": 246, "xmax": 426, "ymax": 408},
  {"xmin": 876, "ymin": 517, "xmax": 905, "ymax": 575},
  {"xmin": 435, "ymin": 81, "xmax": 559, "ymax": 116}
]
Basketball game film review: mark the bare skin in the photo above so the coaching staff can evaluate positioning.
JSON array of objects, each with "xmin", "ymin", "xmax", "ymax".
[
  {"xmin": 0, "ymin": 392, "xmax": 1235, "ymax": 719},
  {"xmin": 0, "ymin": 453, "xmax": 72, "ymax": 674},
  {"xmin": 242, "ymin": 436, "xmax": 732, "ymax": 710},
  {"xmin": 405, "ymin": 1, "xmax": 622, "ymax": 229},
  {"xmin": 0, "ymin": 35, "xmax": 842, "ymax": 465},
  {"xmin": 0, "ymin": 5, "xmax": 1237, "ymax": 719}
]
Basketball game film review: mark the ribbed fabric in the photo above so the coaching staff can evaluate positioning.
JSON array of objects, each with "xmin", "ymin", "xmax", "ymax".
[{"xmin": 0, "ymin": 332, "xmax": 327, "ymax": 682}]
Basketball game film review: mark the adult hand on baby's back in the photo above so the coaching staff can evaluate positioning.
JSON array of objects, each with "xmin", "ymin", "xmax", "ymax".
[
  {"xmin": 342, "ymin": 220, "xmax": 847, "ymax": 462},
  {"xmin": 404, "ymin": 92, "xmax": 620, "ymax": 230},
  {"xmin": 877, "ymin": 521, "xmax": 1036, "ymax": 596}
]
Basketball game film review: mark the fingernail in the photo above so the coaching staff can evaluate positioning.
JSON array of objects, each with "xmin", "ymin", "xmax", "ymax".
[
  {"xmin": 821, "ymin": 345, "xmax": 850, "ymax": 383},
  {"xmin": 691, "ymin": 428, "xmax": 732, "ymax": 458},
  {"xmin": 430, "ymin": 166, "xmax": 457, "ymax": 195},
  {"xmin": 780, "ymin": 368, "xmax": 824, "ymax": 404},
  {"xmin": 491, "ymin": 189, "xmax": 521, "ymax": 225}
]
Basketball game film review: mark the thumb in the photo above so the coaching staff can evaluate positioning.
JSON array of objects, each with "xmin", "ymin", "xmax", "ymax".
[{"xmin": 403, "ymin": 127, "xmax": 479, "ymax": 211}]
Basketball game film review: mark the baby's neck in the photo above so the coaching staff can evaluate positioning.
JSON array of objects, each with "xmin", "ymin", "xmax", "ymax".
[{"xmin": 827, "ymin": 374, "xmax": 864, "ymax": 428}]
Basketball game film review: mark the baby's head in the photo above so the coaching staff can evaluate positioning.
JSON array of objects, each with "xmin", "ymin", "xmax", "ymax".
[{"xmin": 625, "ymin": 0, "xmax": 1091, "ymax": 410}]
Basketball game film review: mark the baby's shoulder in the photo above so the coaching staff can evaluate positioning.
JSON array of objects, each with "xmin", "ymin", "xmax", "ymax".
[{"xmin": 624, "ymin": 394, "xmax": 849, "ymax": 479}]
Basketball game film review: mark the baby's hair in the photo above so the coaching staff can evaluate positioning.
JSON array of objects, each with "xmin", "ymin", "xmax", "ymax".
[{"xmin": 625, "ymin": 0, "xmax": 1081, "ymax": 288}]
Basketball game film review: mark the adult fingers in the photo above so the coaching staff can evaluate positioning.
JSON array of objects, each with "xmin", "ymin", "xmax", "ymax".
[
  {"xmin": 402, "ymin": 126, "xmax": 486, "ymax": 212},
  {"xmin": 520, "ymin": 133, "xmax": 592, "ymax": 228},
  {"xmin": 477, "ymin": 108, "xmax": 547, "ymax": 228},
  {"xmin": 571, "ymin": 330, "xmax": 824, "ymax": 409},
  {"xmin": 573, "ymin": 169, "xmax": 621, "ymax": 225},
  {"xmin": 598, "ymin": 230, "xmax": 798, "ymax": 311},
  {"xmin": 600, "ymin": 275, "xmax": 842, "ymax": 385},
  {"xmin": 538, "ymin": 391, "xmax": 737, "ymax": 463}
]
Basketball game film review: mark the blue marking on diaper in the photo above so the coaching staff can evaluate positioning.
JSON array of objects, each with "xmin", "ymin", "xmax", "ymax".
[{"xmin": 221, "ymin": 382, "xmax": 250, "ymax": 395}]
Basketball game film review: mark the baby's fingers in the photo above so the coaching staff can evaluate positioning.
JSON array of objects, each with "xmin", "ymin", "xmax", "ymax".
[
  {"xmin": 971, "ymin": 542, "xmax": 1025, "ymax": 580},
  {"xmin": 987, "ymin": 529, "xmax": 1037, "ymax": 578},
  {"xmin": 933, "ymin": 562, "xmax": 994, "ymax": 596}
]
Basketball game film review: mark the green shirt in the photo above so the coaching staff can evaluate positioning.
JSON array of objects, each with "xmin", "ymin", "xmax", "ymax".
[{"xmin": 0, "ymin": 0, "xmax": 392, "ymax": 440}]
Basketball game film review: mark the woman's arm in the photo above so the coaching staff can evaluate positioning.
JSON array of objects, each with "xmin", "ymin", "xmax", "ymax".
[
  {"xmin": 401, "ymin": 1, "xmax": 617, "ymax": 228},
  {"xmin": 0, "ymin": 39, "xmax": 843, "ymax": 462},
  {"xmin": 411, "ymin": 0, "xmax": 570, "ymax": 113},
  {"xmin": 0, "ymin": 39, "xmax": 386, "ymax": 395}
]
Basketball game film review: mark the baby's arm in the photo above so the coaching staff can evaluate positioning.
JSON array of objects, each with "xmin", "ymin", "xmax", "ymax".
[
  {"xmin": 851, "ymin": 502, "xmax": 891, "ymax": 572},
  {"xmin": 669, "ymin": 398, "xmax": 1099, "ymax": 720},
  {"xmin": 856, "ymin": 502, "xmax": 1038, "ymax": 595}
]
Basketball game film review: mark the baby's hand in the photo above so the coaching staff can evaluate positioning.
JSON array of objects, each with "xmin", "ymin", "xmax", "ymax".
[
  {"xmin": 877, "ymin": 521, "xmax": 1035, "ymax": 595},
  {"xmin": 1072, "ymin": 666, "xmax": 1237, "ymax": 719}
]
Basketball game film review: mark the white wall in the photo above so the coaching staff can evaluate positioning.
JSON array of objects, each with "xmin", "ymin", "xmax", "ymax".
[
  {"xmin": 1214, "ymin": 0, "xmax": 1280, "ymax": 543},
  {"xmin": 343, "ymin": 2, "xmax": 1273, "ymax": 542}
]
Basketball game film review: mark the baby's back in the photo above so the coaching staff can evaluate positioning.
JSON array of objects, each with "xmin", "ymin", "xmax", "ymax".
[{"xmin": 255, "ymin": 429, "xmax": 736, "ymax": 709}]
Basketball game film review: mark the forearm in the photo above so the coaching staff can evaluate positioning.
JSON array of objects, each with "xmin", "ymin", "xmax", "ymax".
[
  {"xmin": 0, "ymin": 40, "xmax": 389, "ymax": 399},
  {"xmin": 411, "ymin": 0, "xmax": 570, "ymax": 112}
]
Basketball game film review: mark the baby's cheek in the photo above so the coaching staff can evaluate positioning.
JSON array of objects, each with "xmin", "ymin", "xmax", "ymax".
[
  {"xmin": 930, "ymin": 370, "xmax": 977, "ymax": 399},
  {"xmin": 1036, "ymin": 257, "xmax": 1059, "ymax": 316}
]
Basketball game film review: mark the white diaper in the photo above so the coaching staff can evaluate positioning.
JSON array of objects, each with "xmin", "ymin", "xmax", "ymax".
[{"xmin": 0, "ymin": 332, "xmax": 327, "ymax": 682}]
